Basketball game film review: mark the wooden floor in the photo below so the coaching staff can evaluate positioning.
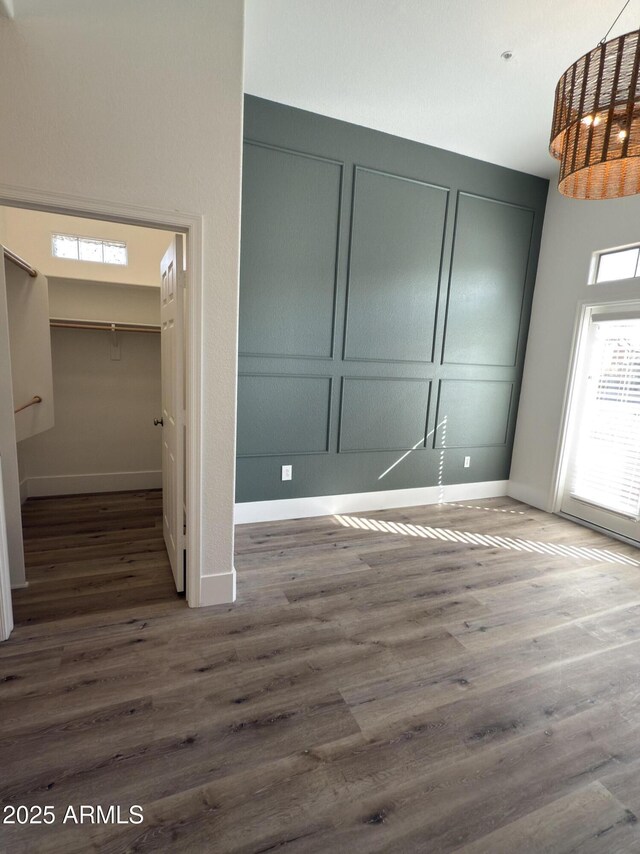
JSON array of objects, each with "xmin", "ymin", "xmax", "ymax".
[
  {"xmin": 11, "ymin": 490, "xmax": 178, "ymax": 627},
  {"xmin": 2, "ymin": 493, "xmax": 640, "ymax": 852}
]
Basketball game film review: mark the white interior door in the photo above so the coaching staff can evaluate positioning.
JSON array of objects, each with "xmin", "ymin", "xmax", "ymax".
[
  {"xmin": 160, "ymin": 235, "xmax": 185, "ymax": 592},
  {"xmin": 561, "ymin": 311, "xmax": 640, "ymax": 542}
]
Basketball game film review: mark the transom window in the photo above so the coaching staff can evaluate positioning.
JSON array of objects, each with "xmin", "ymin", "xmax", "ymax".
[
  {"xmin": 51, "ymin": 233, "xmax": 127, "ymax": 266},
  {"xmin": 592, "ymin": 244, "xmax": 640, "ymax": 284}
]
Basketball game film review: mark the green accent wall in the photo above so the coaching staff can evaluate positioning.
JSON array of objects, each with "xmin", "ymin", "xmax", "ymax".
[{"xmin": 237, "ymin": 95, "xmax": 548, "ymax": 503}]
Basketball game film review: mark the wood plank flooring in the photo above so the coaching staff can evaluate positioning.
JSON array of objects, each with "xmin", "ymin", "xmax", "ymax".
[
  {"xmin": 12, "ymin": 490, "xmax": 179, "ymax": 626},
  {"xmin": 2, "ymin": 492, "xmax": 640, "ymax": 852}
]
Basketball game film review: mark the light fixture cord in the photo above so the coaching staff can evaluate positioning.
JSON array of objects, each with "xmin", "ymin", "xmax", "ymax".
[{"xmin": 600, "ymin": 0, "xmax": 633, "ymax": 44}]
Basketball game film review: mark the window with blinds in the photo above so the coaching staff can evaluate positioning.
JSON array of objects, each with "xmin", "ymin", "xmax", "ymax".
[{"xmin": 569, "ymin": 317, "xmax": 640, "ymax": 519}]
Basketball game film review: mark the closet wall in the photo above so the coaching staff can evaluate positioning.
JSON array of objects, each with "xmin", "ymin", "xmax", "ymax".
[{"xmin": 18, "ymin": 280, "xmax": 162, "ymax": 497}]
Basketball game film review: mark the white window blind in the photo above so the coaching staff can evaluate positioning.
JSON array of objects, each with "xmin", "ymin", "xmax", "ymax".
[{"xmin": 570, "ymin": 317, "xmax": 640, "ymax": 519}]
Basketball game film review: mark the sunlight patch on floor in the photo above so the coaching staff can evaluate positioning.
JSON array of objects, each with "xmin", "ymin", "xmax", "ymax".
[
  {"xmin": 443, "ymin": 502, "xmax": 526, "ymax": 515},
  {"xmin": 333, "ymin": 514, "xmax": 639, "ymax": 567}
]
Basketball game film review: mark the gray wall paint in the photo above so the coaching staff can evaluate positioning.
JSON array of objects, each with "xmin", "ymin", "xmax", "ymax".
[
  {"xmin": 443, "ymin": 196, "xmax": 535, "ymax": 367},
  {"xmin": 345, "ymin": 169, "xmax": 447, "ymax": 364},
  {"xmin": 237, "ymin": 374, "xmax": 332, "ymax": 457},
  {"xmin": 339, "ymin": 377, "xmax": 431, "ymax": 453},
  {"xmin": 237, "ymin": 96, "xmax": 548, "ymax": 503},
  {"xmin": 239, "ymin": 144, "xmax": 342, "ymax": 359}
]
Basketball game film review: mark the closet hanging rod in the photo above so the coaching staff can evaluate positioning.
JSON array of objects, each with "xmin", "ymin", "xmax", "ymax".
[
  {"xmin": 14, "ymin": 395, "xmax": 42, "ymax": 414},
  {"xmin": 3, "ymin": 247, "xmax": 38, "ymax": 278},
  {"xmin": 49, "ymin": 318, "xmax": 160, "ymax": 334}
]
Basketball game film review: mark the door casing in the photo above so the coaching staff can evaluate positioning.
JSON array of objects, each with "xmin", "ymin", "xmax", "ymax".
[
  {"xmin": 0, "ymin": 185, "xmax": 205, "ymax": 613},
  {"xmin": 551, "ymin": 296, "xmax": 640, "ymax": 544}
]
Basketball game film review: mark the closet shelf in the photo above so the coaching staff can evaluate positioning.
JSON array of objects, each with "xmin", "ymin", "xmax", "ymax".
[{"xmin": 49, "ymin": 318, "xmax": 160, "ymax": 334}]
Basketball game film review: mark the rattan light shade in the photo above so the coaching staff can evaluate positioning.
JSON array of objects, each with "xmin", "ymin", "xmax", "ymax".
[{"xmin": 550, "ymin": 28, "xmax": 640, "ymax": 199}]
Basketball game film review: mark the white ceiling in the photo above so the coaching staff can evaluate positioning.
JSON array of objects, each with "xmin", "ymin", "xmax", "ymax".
[{"xmin": 245, "ymin": 0, "xmax": 637, "ymax": 179}]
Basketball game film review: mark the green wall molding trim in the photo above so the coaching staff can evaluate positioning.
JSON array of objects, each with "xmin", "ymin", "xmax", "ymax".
[{"xmin": 237, "ymin": 95, "xmax": 548, "ymax": 503}]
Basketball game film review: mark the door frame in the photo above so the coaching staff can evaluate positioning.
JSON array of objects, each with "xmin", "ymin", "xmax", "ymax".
[
  {"xmin": 0, "ymin": 456, "xmax": 14, "ymax": 642},
  {"xmin": 0, "ymin": 184, "xmax": 205, "ymax": 608},
  {"xmin": 551, "ymin": 295, "xmax": 640, "ymax": 522}
]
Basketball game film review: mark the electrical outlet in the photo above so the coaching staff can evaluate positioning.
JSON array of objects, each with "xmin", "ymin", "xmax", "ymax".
[
  {"xmin": 281, "ymin": 465, "xmax": 292, "ymax": 481},
  {"xmin": 464, "ymin": 456, "xmax": 471, "ymax": 468}
]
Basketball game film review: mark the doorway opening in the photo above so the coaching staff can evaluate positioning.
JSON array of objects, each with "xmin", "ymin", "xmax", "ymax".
[
  {"xmin": 557, "ymin": 302, "xmax": 640, "ymax": 546},
  {"xmin": 0, "ymin": 205, "xmax": 189, "ymax": 628}
]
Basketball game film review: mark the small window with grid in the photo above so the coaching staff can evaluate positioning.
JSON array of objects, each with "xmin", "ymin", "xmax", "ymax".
[{"xmin": 51, "ymin": 233, "xmax": 127, "ymax": 266}]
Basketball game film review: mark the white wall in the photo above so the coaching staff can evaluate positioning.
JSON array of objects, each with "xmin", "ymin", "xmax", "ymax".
[
  {"xmin": 18, "ymin": 279, "xmax": 162, "ymax": 498},
  {"xmin": 0, "ymin": 0, "xmax": 244, "ymax": 606},
  {"xmin": 48, "ymin": 278, "xmax": 160, "ymax": 325},
  {"xmin": 510, "ymin": 188, "xmax": 640, "ymax": 510},
  {"xmin": 18, "ymin": 325, "xmax": 162, "ymax": 496},
  {"xmin": 6, "ymin": 264, "xmax": 54, "ymax": 443},
  {"xmin": 1, "ymin": 207, "xmax": 175, "ymax": 287}
]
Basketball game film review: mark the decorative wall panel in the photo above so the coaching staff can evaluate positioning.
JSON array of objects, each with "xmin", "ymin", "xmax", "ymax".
[
  {"xmin": 434, "ymin": 380, "xmax": 514, "ymax": 448},
  {"xmin": 237, "ymin": 96, "xmax": 548, "ymax": 502},
  {"xmin": 240, "ymin": 143, "xmax": 342, "ymax": 359},
  {"xmin": 237, "ymin": 374, "xmax": 332, "ymax": 456},
  {"xmin": 442, "ymin": 194, "xmax": 534, "ymax": 367},
  {"xmin": 339, "ymin": 377, "xmax": 431, "ymax": 452},
  {"xmin": 344, "ymin": 168, "xmax": 447, "ymax": 363}
]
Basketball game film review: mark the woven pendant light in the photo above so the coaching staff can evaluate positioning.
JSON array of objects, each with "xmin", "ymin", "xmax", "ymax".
[{"xmin": 550, "ymin": 28, "xmax": 640, "ymax": 199}]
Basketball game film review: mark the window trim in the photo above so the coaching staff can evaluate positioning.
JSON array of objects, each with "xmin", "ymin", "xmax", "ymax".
[{"xmin": 553, "ymin": 296, "xmax": 640, "ymax": 516}]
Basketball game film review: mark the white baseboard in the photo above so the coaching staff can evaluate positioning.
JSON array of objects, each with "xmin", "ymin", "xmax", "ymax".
[
  {"xmin": 10, "ymin": 581, "xmax": 28, "ymax": 590},
  {"xmin": 24, "ymin": 470, "xmax": 162, "ymax": 498},
  {"xmin": 197, "ymin": 569, "xmax": 236, "ymax": 607},
  {"xmin": 19, "ymin": 478, "xmax": 28, "ymax": 505},
  {"xmin": 235, "ymin": 480, "xmax": 509, "ymax": 524}
]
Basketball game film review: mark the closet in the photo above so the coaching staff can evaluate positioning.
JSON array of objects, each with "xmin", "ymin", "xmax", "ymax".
[
  {"xmin": 0, "ymin": 208, "xmax": 185, "ymax": 633},
  {"xmin": 20, "ymin": 278, "xmax": 163, "ymax": 498}
]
